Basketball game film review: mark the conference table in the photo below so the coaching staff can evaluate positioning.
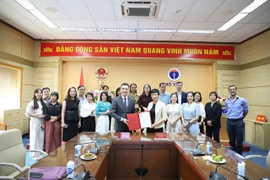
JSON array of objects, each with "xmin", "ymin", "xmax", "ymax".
[{"xmin": 33, "ymin": 132, "xmax": 270, "ymax": 180}]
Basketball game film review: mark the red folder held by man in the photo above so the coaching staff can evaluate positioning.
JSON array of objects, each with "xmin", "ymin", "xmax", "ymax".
[{"xmin": 127, "ymin": 112, "xmax": 152, "ymax": 131}]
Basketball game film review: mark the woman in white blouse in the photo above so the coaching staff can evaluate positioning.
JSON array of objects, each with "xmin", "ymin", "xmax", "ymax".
[
  {"xmin": 146, "ymin": 89, "xmax": 166, "ymax": 133},
  {"xmin": 166, "ymin": 93, "xmax": 182, "ymax": 133},
  {"xmin": 80, "ymin": 92, "xmax": 96, "ymax": 132},
  {"xmin": 194, "ymin": 91, "xmax": 206, "ymax": 134},
  {"xmin": 25, "ymin": 88, "xmax": 46, "ymax": 159}
]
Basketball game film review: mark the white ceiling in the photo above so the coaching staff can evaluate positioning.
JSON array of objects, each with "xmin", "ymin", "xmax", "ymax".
[{"xmin": 0, "ymin": 0, "xmax": 269, "ymax": 43}]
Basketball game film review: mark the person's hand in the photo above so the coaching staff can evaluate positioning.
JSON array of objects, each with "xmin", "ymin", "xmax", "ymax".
[
  {"xmin": 135, "ymin": 104, "xmax": 139, "ymax": 109},
  {"xmin": 37, "ymin": 114, "xmax": 45, "ymax": 118},
  {"xmin": 169, "ymin": 120, "xmax": 174, "ymax": 127},
  {"xmin": 50, "ymin": 119, "xmax": 55, "ymax": 123},
  {"xmin": 61, "ymin": 122, "xmax": 66, "ymax": 128},
  {"xmin": 151, "ymin": 123, "xmax": 156, "ymax": 128},
  {"xmin": 41, "ymin": 124, "xmax": 45, "ymax": 130},
  {"xmin": 198, "ymin": 121, "xmax": 202, "ymax": 126},
  {"xmin": 183, "ymin": 122, "xmax": 189, "ymax": 128},
  {"xmin": 77, "ymin": 121, "xmax": 81, "ymax": 128},
  {"xmin": 122, "ymin": 119, "xmax": 129, "ymax": 125},
  {"xmin": 207, "ymin": 120, "xmax": 212, "ymax": 126},
  {"xmin": 106, "ymin": 110, "xmax": 110, "ymax": 114},
  {"xmin": 143, "ymin": 107, "xmax": 149, "ymax": 111}
]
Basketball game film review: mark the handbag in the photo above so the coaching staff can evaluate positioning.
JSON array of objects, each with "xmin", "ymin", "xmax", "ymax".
[{"xmin": 65, "ymin": 110, "xmax": 79, "ymax": 121}]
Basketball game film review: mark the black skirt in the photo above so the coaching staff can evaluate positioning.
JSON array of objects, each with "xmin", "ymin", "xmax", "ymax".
[
  {"xmin": 81, "ymin": 116, "xmax": 96, "ymax": 132},
  {"xmin": 63, "ymin": 121, "xmax": 78, "ymax": 142}
]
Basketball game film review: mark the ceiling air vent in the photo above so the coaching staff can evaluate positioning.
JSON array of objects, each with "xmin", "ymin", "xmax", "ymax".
[{"xmin": 121, "ymin": 0, "xmax": 160, "ymax": 18}]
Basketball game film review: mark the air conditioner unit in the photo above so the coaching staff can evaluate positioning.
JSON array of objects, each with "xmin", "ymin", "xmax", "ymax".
[{"xmin": 121, "ymin": 0, "xmax": 160, "ymax": 18}]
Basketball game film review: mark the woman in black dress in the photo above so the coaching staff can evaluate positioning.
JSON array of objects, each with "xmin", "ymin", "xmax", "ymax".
[
  {"xmin": 204, "ymin": 91, "xmax": 222, "ymax": 142},
  {"xmin": 61, "ymin": 87, "xmax": 81, "ymax": 142}
]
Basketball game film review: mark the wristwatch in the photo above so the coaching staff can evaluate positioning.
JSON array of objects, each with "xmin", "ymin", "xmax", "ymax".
[{"xmin": 188, "ymin": 121, "xmax": 191, "ymax": 124}]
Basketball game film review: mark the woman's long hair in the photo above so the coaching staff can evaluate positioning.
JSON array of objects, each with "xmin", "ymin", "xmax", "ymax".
[
  {"xmin": 65, "ymin": 87, "xmax": 79, "ymax": 104},
  {"xmin": 142, "ymin": 84, "xmax": 151, "ymax": 97},
  {"xmin": 32, "ymin": 88, "xmax": 46, "ymax": 113}
]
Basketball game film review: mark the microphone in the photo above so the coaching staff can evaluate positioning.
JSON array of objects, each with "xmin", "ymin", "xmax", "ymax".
[
  {"xmin": 209, "ymin": 165, "xmax": 249, "ymax": 180},
  {"xmin": 59, "ymin": 164, "xmax": 91, "ymax": 180}
]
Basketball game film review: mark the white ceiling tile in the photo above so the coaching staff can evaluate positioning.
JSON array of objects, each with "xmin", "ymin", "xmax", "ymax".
[
  {"xmin": 0, "ymin": 1, "xmax": 28, "ymax": 20},
  {"xmin": 137, "ymin": 35, "xmax": 155, "ymax": 41},
  {"xmin": 58, "ymin": 1, "xmax": 93, "ymax": 20},
  {"xmin": 95, "ymin": 20, "xmax": 138, "ymax": 28},
  {"xmin": 154, "ymin": 34, "xmax": 173, "ymax": 40},
  {"xmin": 185, "ymin": 0, "xmax": 223, "ymax": 22},
  {"xmin": 1, "ymin": 0, "xmax": 37, "ymax": 20},
  {"xmin": 29, "ymin": 33, "xmax": 54, "ymax": 40},
  {"xmin": 249, "ymin": 9, "xmax": 270, "ymax": 24},
  {"xmin": 207, "ymin": 0, "xmax": 253, "ymax": 22},
  {"xmin": 203, "ymin": 36, "xmax": 225, "ymax": 42},
  {"xmin": 210, "ymin": 23, "xmax": 245, "ymax": 36},
  {"xmin": 66, "ymin": 32, "xmax": 87, "ymax": 39},
  {"xmin": 179, "ymin": 22, "xmax": 223, "ymax": 30},
  {"xmin": 239, "ymin": 0, "xmax": 270, "ymax": 23},
  {"xmin": 161, "ymin": 0, "xmax": 195, "ymax": 22},
  {"xmin": 228, "ymin": 23, "xmax": 266, "ymax": 36},
  {"xmin": 5, "ymin": 19, "xmax": 47, "ymax": 34},
  {"xmin": 187, "ymin": 35, "xmax": 208, "ymax": 41},
  {"xmin": 29, "ymin": 0, "xmax": 70, "ymax": 20},
  {"xmin": 102, "ymin": 34, "xmax": 120, "ymax": 40},
  {"xmin": 120, "ymin": 35, "xmax": 137, "ymax": 40},
  {"xmin": 170, "ymin": 35, "xmax": 190, "ymax": 41},
  {"xmin": 84, "ymin": 32, "xmax": 104, "ymax": 40},
  {"xmin": 53, "ymin": 20, "xmax": 97, "ymax": 28},
  {"xmin": 50, "ymin": 33, "xmax": 69, "ymax": 39},
  {"xmin": 242, "ymin": 24, "xmax": 270, "ymax": 40},
  {"xmin": 218, "ymin": 36, "xmax": 241, "ymax": 42},
  {"xmin": 86, "ymin": 0, "xmax": 115, "ymax": 20},
  {"xmin": 138, "ymin": 21, "xmax": 180, "ymax": 28}
]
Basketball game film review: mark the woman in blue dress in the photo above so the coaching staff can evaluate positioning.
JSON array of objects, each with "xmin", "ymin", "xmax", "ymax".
[
  {"xmin": 95, "ymin": 92, "xmax": 111, "ymax": 134},
  {"xmin": 180, "ymin": 91, "xmax": 201, "ymax": 136}
]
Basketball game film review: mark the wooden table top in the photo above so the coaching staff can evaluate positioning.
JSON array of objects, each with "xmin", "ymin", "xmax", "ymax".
[{"xmin": 33, "ymin": 132, "xmax": 270, "ymax": 179}]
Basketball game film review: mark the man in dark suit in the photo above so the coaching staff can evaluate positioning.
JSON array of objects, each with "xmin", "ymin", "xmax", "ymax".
[
  {"xmin": 174, "ymin": 81, "xmax": 187, "ymax": 104},
  {"xmin": 111, "ymin": 83, "xmax": 135, "ymax": 132}
]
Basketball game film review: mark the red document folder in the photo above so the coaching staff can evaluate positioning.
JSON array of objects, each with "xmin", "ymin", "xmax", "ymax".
[{"xmin": 127, "ymin": 112, "xmax": 152, "ymax": 131}]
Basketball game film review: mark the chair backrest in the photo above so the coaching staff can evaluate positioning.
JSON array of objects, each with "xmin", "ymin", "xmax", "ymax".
[
  {"xmin": 0, "ymin": 123, "xmax": 7, "ymax": 130},
  {"xmin": 0, "ymin": 129, "xmax": 26, "ymax": 176},
  {"xmin": 266, "ymin": 150, "xmax": 270, "ymax": 171}
]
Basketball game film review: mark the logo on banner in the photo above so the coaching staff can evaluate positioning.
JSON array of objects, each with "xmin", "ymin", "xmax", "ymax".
[{"xmin": 168, "ymin": 68, "xmax": 181, "ymax": 81}]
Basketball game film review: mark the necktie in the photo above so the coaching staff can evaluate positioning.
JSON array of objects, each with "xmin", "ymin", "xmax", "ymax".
[{"xmin": 124, "ymin": 97, "xmax": 127, "ymax": 110}]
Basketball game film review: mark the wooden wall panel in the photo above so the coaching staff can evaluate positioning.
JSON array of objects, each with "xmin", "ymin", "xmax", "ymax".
[{"xmin": 108, "ymin": 143, "xmax": 178, "ymax": 180}]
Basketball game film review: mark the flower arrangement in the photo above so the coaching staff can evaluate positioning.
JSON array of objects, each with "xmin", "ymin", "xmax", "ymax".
[
  {"xmin": 217, "ymin": 96, "xmax": 227, "ymax": 114},
  {"xmin": 89, "ymin": 89, "xmax": 115, "ymax": 103}
]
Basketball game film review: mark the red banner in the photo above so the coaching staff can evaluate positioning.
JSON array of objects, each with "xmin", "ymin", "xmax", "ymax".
[{"xmin": 40, "ymin": 42, "xmax": 235, "ymax": 60}]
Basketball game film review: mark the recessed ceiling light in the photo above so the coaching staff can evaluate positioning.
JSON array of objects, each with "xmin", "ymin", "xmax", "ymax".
[
  {"xmin": 139, "ymin": 29, "xmax": 176, "ymax": 33},
  {"xmin": 15, "ymin": 0, "xmax": 35, "ymax": 10},
  {"xmin": 60, "ymin": 28, "xmax": 98, "ymax": 32},
  {"xmin": 101, "ymin": 28, "xmax": 136, "ymax": 32},
  {"xmin": 218, "ymin": 0, "xmax": 268, "ymax": 31},
  {"xmin": 177, "ymin": 29, "xmax": 215, "ymax": 34}
]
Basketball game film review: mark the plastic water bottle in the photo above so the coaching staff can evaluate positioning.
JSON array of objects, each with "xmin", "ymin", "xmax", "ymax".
[
  {"xmin": 206, "ymin": 142, "xmax": 212, "ymax": 155},
  {"xmin": 237, "ymin": 162, "xmax": 246, "ymax": 180},
  {"xmin": 66, "ymin": 160, "xmax": 74, "ymax": 178},
  {"xmin": 75, "ymin": 145, "xmax": 81, "ymax": 157}
]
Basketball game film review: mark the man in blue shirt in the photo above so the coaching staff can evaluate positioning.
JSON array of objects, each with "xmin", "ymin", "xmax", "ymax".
[
  {"xmin": 225, "ymin": 85, "xmax": 248, "ymax": 155},
  {"xmin": 158, "ymin": 82, "xmax": 170, "ymax": 105}
]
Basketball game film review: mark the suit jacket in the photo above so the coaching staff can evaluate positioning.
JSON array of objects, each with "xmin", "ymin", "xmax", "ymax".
[
  {"xmin": 174, "ymin": 91, "xmax": 187, "ymax": 105},
  {"xmin": 110, "ymin": 96, "xmax": 135, "ymax": 132},
  {"xmin": 147, "ymin": 100, "xmax": 166, "ymax": 129}
]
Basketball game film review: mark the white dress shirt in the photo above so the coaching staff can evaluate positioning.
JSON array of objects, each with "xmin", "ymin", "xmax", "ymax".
[{"xmin": 80, "ymin": 102, "xmax": 96, "ymax": 118}]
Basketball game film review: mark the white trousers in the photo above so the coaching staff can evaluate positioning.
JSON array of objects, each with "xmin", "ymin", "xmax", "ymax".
[
  {"xmin": 29, "ymin": 117, "xmax": 44, "ymax": 156},
  {"xmin": 96, "ymin": 115, "xmax": 109, "ymax": 134}
]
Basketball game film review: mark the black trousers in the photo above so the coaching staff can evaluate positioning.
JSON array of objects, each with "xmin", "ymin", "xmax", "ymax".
[
  {"xmin": 81, "ymin": 116, "xmax": 95, "ymax": 132},
  {"xmin": 147, "ymin": 127, "xmax": 163, "ymax": 133},
  {"xmin": 206, "ymin": 125, "xmax": 220, "ymax": 143},
  {"xmin": 226, "ymin": 119, "xmax": 244, "ymax": 155}
]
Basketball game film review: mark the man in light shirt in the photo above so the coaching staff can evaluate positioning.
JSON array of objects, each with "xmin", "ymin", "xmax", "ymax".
[
  {"xmin": 77, "ymin": 85, "xmax": 87, "ymax": 106},
  {"xmin": 158, "ymin": 82, "xmax": 170, "ymax": 105}
]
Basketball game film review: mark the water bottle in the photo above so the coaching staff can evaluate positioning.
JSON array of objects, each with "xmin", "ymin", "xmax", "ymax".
[
  {"xmin": 206, "ymin": 142, "xmax": 212, "ymax": 155},
  {"xmin": 66, "ymin": 160, "xmax": 74, "ymax": 178},
  {"xmin": 237, "ymin": 162, "xmax": 246, "ymax": 180},
  {"xmin": 75, "ymin": 145, "xmax": 81, "ymax": 157}
]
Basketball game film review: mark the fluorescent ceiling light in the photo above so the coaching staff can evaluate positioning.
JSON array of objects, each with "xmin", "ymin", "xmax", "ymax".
[
  {"xmin": 15, "ymin": 0, "xmax": 57, "ymax": 28},
  {"xmin": 139, "ymin": 29, "xmax": 176, "ymax": 33},
  {"xmin": 218, "ymin": 0, "xmax": 268, "ymax": 31},
  {"xmin": 218, "ymin": 13, "xmax": 247, "ymax": 31},
  {"xmin": 241, "ymin": 0, "xmax": 267, "ymax": 13},
  {"xmin": 177, "ymin": 29, "xmax": 214, "ymax": 34},
  {"xmin": 61, "ymin": 28, "xmax": 98, "ymax": 32},
  {"xmin": 29, "ymin": 9, "xmax": 57, "ymax": 28},
  {"xmin": 101, "ymin": 28, "xmax": 136, "ymax": 32},
  {"xmin": 15, "ymin": 0, "xmax": 36, "ymax": 10}
]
